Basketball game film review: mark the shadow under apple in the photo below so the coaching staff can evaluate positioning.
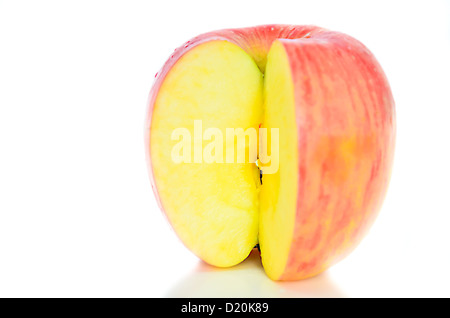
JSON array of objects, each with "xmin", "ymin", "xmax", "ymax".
[{"xmin": 166, "ymin": 249, "xmax": 346, "ymax": 298}]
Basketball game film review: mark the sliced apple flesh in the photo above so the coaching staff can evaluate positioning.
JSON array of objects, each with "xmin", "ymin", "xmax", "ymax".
[
  {"xmin": 151, "ymin": 39, "xmax": 298, "ymax": 273},
  {"xmin": 259, "ymin": 41, "xmax": 298, "ymax": 280},
  {"xmin": 150, "ymin": 40, "xmax": 265, "ymax": 267}
]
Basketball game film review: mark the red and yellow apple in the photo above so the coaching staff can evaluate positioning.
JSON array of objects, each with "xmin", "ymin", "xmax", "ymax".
[{"xmin": 145, "ymin": 25, "xmax": 395, "ymax": 280}]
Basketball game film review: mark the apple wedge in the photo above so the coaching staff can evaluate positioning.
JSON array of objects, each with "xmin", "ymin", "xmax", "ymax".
[{"xmin": 145, "ymin": 25, "xmax": 395, "ymax": 280}]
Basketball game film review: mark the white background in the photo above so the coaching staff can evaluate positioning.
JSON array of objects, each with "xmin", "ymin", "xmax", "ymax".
[{"xmin": 1, "ymin": 0, "xmax": 450, "ymax": 297}]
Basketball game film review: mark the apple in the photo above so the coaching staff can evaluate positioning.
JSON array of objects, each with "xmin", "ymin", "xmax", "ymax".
[{"xmin": 145, "ymin": 25, "xmax": 395, "ymax": 280}]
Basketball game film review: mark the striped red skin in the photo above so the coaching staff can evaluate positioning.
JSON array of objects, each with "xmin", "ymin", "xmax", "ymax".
[
  {"xmin": 277, "ymin": 33, "xmax": 395, "ymax": 280},
  {"xmin": 145, "ymin": 25, "xmax": 395, "ymax": 280}
]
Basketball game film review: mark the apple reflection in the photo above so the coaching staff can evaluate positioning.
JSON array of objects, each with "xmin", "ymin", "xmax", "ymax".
[{"xmin": 166, "ymin": 249, "xmax": 346, "ymax": 297}]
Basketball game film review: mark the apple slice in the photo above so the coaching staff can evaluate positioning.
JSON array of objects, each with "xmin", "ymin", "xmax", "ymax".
[{"xmin": 145, "ymin": 25, "xmax": 396, "ymax": 280}]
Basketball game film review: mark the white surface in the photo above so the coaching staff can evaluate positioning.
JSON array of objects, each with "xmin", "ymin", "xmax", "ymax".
[{"xmin": 1, "ymin": 0, "xmax": 450, "ymax": 297}]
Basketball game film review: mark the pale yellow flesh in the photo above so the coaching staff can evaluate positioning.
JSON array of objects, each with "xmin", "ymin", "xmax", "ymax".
[
  {"xmin": 150, "ymin": 40, "xmax": 298, "ymax": 273},
  {"xmin": 151, "ymin": 41, "xmax": 263, "ymax": 267},
  {"xmin": 259, "ymin": 41, "xmax": 298, "ymax": 279}
]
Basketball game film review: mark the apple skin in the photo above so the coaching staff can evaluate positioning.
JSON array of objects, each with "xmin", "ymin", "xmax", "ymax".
[
  {"xmin": 273, "ymin": 32, "xmax": 395, "ymax": 280},
  {"xmin": 145, "ymin": 25, "xmax": 395, "ymax": 280}
]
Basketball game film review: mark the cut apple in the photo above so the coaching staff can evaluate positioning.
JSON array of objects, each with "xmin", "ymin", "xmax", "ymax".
[{"xmin": 146, "ymin": 25, "xmax": 396, "ymax": 280}]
